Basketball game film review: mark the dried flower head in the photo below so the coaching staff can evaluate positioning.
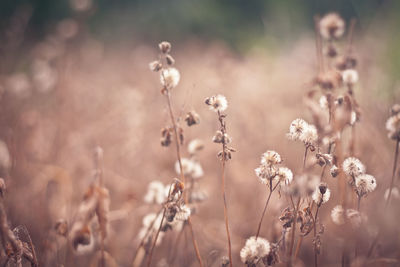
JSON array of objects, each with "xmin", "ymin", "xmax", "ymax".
[
  {"xmin": 319, "ymin": 13, "xmax": 345, "ymax": 40},
  {"xmin": 213, "ymin": 130, "xmax": 232, "ymax": 144},
  {"xmin": 316, "ymin": 70, "xmax": 342, "ymax": 90},
  {"xmin": 205, "ymin": 94, "xmax": 228, "ymax": 112},
  {"xmin": 342, "ymin": 69, "xmax": 359, "ymax": 86},
  {"xmin": 312, "ymin": 183, "xmax": 331, "ymax": 205},
  {"xmin": 275, "ymin": 167, "xmax": 293, "ymax": 185},
  {"xmin": 331, "ymin": 205, "xmax": 345, "ymax": 225},
  {"xmin": 174, "ymin": 205, "xmax": 191, "ymax": 221},
  {"xmin": 160, "ymin": 68, "xmax": 180, "ymax": 89},
  {"xmin": 330, "ymin": 165, "xmax": 339, "ymax": 178},
  {"xmin": 287, "ymin": 118, "xmax": 308, "ymax": 141},
  {"xmin": 240, "ymin": 236, "xmax": 270, "ymax": 265},
  {"xmin": 343, "ymin": 157, "xmax": 365, "ymax": 177},
  {"xmin": 175, "ymin": 158, "xmax": 203, "ymax": 179},
  {"xmin": 149, "ymin": 60, "xmax": 162, "ymax": 72},
  {"xmin": 354, "ymin": 174, "xmax": 377, "ymax": 197},
  {"xmin": 144, "ymin": 181, "xmax": 167, "ymax": 204},
  {"xmin": 185, "ymin": 111, "xmax": 200, "ymax": 126},
  {"xmin": 158, "ymin": 41, "xmax": 171, "ymax": 54},
  {"xmin": 260, "ymin": 150, "xmax": 282, "ymax": 166},
  {"xmin": 386, "ymin": 113, "xmax": 400, "ymax": 140},
  {"xmin": 301, "ymin": 124, "xmax": 318, "ymax": 146}
]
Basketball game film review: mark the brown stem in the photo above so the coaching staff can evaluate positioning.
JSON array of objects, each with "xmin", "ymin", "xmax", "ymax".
[
  {"xmin": 255, "ymin": 182, "xmax": 280, "ymax": 238},
  {"xmin": 288, "ymin": 197, "xmax": 301, "ymax": 261},
  {"xmin": 164, "ymin": 90, "xmax": 204, "ymax": 267},
  {"xmin": 313, "ymin": 205, "xmax": 320, "ymax": 267},
  {"xmin": 303, "ymin": 146, "xmax": 309, "ymax": 172},
  {"xmin": 146, "ymin": 209, "xmax": 167, "ymax": 267}
]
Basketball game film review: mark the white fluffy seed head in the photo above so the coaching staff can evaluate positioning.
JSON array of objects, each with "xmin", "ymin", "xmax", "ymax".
[
  {"xmin": 160, "ymin": 67, "xmax": 180, "ymax": 88},
  {"xmin": 260, "ymin": 150, "xmax": 282, "ymax": 166},
  {"xmin": 300, "ymin": 124, "xmax": 318, "ymax": 145},
  {"xmin": 188, "ymin": 139, "xmax": 204, "ymax": 155},
  {"xmin": 343, "ymin": 157, "xmax": 365, "ymax": 177},
  {"xmin": 275, "ymin": 167, "xmax": 293, "ymax": 185},
  {"xmin": 342, "ymin": 69, "xmax": 359, "ymax": 85},
  {"xmin": 331, "ymin": 205, "xmax": 345, "ymax": 225},
  {"xmin": 312, "ymin": 184, "xmax": 331, "ymax": 205},
  {"xmin": 205, "ymin": 94, "xmax": 228, "ymax": 112},
  {"xmin": 355, "ymin": 174, "xmax": 377, "ymax": 197},
  {"xmin": 143, "ymin": 181, "xmax": 167, "ymax": 204},
  {"xmin": 240, "ymin": 236, "xmax": 270, "ymax": 264},
  {"xmin": 175, "ymin": 205, "xmax": 191, "ymax": 221},
  {"xmin": 287, "ymin": 118, "xmax": 308, "ymax": 141},
  {"xmin": 319, "ymin": 13, "xmax": 345, "ymax": 40}
]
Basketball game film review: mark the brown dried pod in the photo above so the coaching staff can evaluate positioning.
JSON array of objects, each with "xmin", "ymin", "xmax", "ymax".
[
  {"xmin": 54, "ymin": 219, "xmax": 68, "ymax": 237},
  {"xmin": 185, "ymin": 111, "xmax": 200, "ymax": 126}
]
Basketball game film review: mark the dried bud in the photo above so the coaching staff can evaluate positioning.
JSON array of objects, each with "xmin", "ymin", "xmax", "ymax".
[
  {"xmin": 325, "ymin": 45, "xmax": 337, "ymax": 58},
  {"xmin": 72, "ymin": 225, "xmax": 91, "ymax": 249},
  {"xmin": 178, "ymin": 127, "xmax": 184, "ymax": 145},
  {"xmin": 330, "ymin": 165, "xmax": 339, "ymax": 177},
  {"xmin": 185, "ymin": 111, "xmax": 200, "ymax": 126},
  {"xmin": 149, "ymin": 60, "xmax": 162, "ymax": 72},
  {"xmin": 159, "ymin": 41, "xmax": 171, "ymax": 54},
  {"xmin": 319, "ymin": 183, "xmax": 328, "ymax": 195},
  {"xmin": 221, "ymin": 256, "xmax": 230, "ymax": 267},
  {"xmin": 166, "ymin": 54, "xmax": 175, "ymax": 65},
  {"xmin": 391, "ymin": 104, "xmax": 400, "ymax": 116},
  {"xmin": 161, "ymin": 127, "xmax": 172, "ymax": 147}
]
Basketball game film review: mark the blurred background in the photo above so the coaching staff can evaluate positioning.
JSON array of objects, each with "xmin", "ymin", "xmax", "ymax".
[{"xmin": 0, "ymin": 0, "xmax": 400, "ymax": 266}]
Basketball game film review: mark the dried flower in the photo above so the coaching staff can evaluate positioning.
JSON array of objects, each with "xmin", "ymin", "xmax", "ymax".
[
  {"xmin": 319, "ymin": 13, "xmax": 345, "ymax": 40},
  {"xmin": 343, "ymin": 157, "xmax": 365, "ymax": 178},
  {"xmin": 160, "ymin": 68, "xmax": 180, "ymax": 89},
  {"xmin": 165, "ymin": 54, "xmax": 175, "ymax": 65},
  {"xmin": 144, "ymin": 181, "xmax": 167, "ymax": 204},
  {"xmin": 240, "ymin": 236, "xmax": 270, "ymax": 265},
  {"xmin": 312, "ymin": 183, "xmax": 331, "ymax": 205},
  {"xmin": 331, "ymin": 205, "xmax": 345, "ymax": 225},
  {"xmin": 330, "ymin": 165, "xmax": 339, "ymax": 178},
  {"xmin": 275, "ymin": 167, "xmax": 293, "ymax": 185},
  {"xmin": 342, "ymin": 69, "xmax": 359, "ymax": 86},
  {"xmin": 174, "ymin": 205, "xmax": 191, "ymax": 221},
  {"xmin": 301, "ymin": 124, "xmax": 318, "ymax": 146},
  {"xmin": 386, "ymin": 113, "xmax": 400, "ymax": 140},
  {"xmin": 205, "ymin": 94, "xmax": 228, "ymax": 112},
  {"xmin": 149, "ymin": 60, "xmax": 162, "ymax": 72},
  {"xmin": 158, "ymin": 41, "xmax": 171, "ymax": 54},
  {"xmin": 212, "ymin": 131, "xmax": 231, "ymax": 144},
  {"xmin": 287, "ymin": 118, "xmax": 308, "ymax": 141},
  {"xmin": 261, "ymin": 150, "xmax": 282, "ymax": 166},
  {"xmin": 354, "ymin": 174, "xmax": 377, "ymax": 197},
  {"xmin": 185, "ymin": 111, "xmax": 200, "ymax": 126}
]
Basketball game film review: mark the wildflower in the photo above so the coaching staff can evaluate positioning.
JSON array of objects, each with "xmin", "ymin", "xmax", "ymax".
[
  {"xmin": 331, "ymin": 205, "xmax": 345, "ymax": 225},
  {"xmin": 144, "ymin": 181, "xmax": 167, "ymax": 204},
  {"xmin": 149, "ymin": 60, "xmax": 162, "ymax": 72},
  {"xmin": 330, "ymin": 165, "xmax": 339, "ymax": 178},
  {"xmin": 342, "ymin": 69, "xmax": 359, "ymax": 86},
  {"xmin": 188, "ymin": 139, "xmax": 204, "ymax": 155},
  {"xmin": 354, "ymin": 174, "xmax": 377, "ymax": 197},
  {"xmin": 212, "ymin": 130, "xmax": 231, "ymax": 144},
  {"xmin": 260, "ymin": 150, "xmax": 282, "ymax": 166},
  {"xmin": 205, "ymin": 94, "xmax": 228, "ymax": 112},
  {"xmin": 287, "ymin": 118, "xmax": 308, "ymax": 141},
  {"xmin": 301, "ymin": 124, "xmax": 318, "ymax": 146},
  {"xmin": 319, "ymin": 13, "xmax": 345, "ymax": 40},
  {"xmin": 159, "ymin": 41, "xmax": 171, "ymax": 54},
  {"xmin": 343, "ymin": 157, "xmax": 365, "ymax": 177},
  {"xmin": 240, "ymin": 236, "xmax": 270, "ymax": 265},
  {"xmin": 160, "ymin": 68, "xmax": 180, "ymax": 89},
  {"xmin": 255, "ymin": 165, "xmax": 274, "ymax": 184},
  {"xmin": 312, "ymin": 183, "xmax": 331, "ymax": 205},
  {"xmin": 386, "ymin": 113, "xmax": 400, "ymax": 140},
  {"xmin": 275, "ymin": 167, "xmax": 293, "ymax": 185},
  {"xmin": 185, "ymin": 111, "xmax": 200, "ymax": 126}
]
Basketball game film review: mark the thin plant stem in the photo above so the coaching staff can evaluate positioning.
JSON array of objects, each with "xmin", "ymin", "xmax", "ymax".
[
  {"xmin": 256, "ymin": 181, "xmax": 280, "ymax": 238},
  {"xmin": 313, "ymin": 205, "xmax": 321, "ymax": 267},
  {"xmin": 288, "ymin": 197, "xmax": 301, "ymax": 260},
  {"xmin": 217, "ymin": 111, "xmax": 233, "ymax": 267},
  {"xmin": 164, "ymin": 89, "xmax": 204, "ymax": 267},
  {"xmin": 303, "ymin": 146, "xmax": 309, "ymax": 171},
  {"xmin": 146, "ymin": 209, "xmax": 167, "ymax": 267}
]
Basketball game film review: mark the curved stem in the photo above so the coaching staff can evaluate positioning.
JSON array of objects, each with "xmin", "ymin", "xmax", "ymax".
[
  {"xmin": 313, "ymin": 206, "xmax": 320, "ymax": 267},
  {"xmin": 255, "ymin": 182, "xmax": 280, "ymax": 238}
]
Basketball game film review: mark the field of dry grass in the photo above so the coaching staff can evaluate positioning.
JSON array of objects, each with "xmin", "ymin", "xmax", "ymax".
[{"xmin": 0, "ymin": 8, "xmax": 399, "ymax": 267}]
